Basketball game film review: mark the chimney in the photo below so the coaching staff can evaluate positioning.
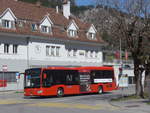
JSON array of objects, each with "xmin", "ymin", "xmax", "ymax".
[
  {"xmin": 36, "ymin": 1, "xmax": 41, "ymax": 7},
  {"xmin": 56, "ymin": 6, "xmax": 59, "ymax": 13},
  {"xmin": 63, "ymin": 0, "xmax": 71, "ymax": 19}
]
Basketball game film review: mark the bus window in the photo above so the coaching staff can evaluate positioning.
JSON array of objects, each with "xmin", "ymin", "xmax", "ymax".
[
  {"xmin": 91, "ymin": 70, "xmax": 114, "ymax": 83},
  {"xmin": 42, "ymin": 70, "xmax": 53, "ymax": 87},
  {"xmin": 65, "ymin": 70, "xmax": 79, "ymax": 85},
  {"xmin": 103, "ymin": 70, "xmax": 113, "ymax": 79},
  {"xmin": 53, "ymin": 70, "xmax": 65, "ymax": 84},
  {"xmin": 42, "ymin": 70, "xmax": 79, "ymax": 87},
  {"xmin": 91, "ymin": 70, "xmax": 113, "ymax": 79}
]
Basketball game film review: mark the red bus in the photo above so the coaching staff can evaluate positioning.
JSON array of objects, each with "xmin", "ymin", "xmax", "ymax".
[{"xmin": 24, "ymin": 66, "xmax": 117, "ymax": 97}]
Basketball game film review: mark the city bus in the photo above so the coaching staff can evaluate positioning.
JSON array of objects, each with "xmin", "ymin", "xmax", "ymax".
[{"xmin": 24, "ymin": 66, "xmax": 117, "ymax": 97}]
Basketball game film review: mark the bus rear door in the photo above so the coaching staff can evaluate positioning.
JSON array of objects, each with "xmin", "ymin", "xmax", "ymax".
[{"xmin": 79, "ymin": 70, "xmax": 91, "ymax": 93}]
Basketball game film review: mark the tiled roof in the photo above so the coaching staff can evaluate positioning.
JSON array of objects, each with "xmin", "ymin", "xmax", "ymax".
[{"xmin": 0, "ymin": 0, "xmax": 104, "ymax": 44}]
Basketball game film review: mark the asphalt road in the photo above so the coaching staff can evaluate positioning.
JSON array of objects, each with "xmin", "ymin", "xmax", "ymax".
[{"xmin": 0, "ymin": 88, "xmax": 149, "ymax": 113}]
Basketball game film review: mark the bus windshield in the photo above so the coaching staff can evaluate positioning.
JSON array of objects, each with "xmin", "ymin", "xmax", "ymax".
[{"xmin": 24, "ymin": 68, "xmax": 41, "ymax": 88}]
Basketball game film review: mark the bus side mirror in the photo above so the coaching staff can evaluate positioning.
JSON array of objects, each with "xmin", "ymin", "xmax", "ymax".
[{"xmin": 43, "ymin": 73, "xmax": 47, "ymax": 79}]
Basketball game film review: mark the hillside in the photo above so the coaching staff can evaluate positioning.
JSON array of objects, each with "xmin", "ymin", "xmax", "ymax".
[{"xmin": 77, "ymin": 6, "xmax": 128, "ymax": 51}]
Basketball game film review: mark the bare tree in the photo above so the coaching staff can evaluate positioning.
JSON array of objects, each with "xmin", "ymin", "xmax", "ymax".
[{"xmin": 95, "ymin": 0, "xmax": 150, "ymax": 98}]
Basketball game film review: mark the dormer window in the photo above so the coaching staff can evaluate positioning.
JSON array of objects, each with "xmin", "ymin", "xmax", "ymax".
[
  {"xmin": 0, "ymin": 8, "xmax": 17, "ymax": 29},
  {"xmin": 88, "ymin": 32, "xmax": 96, "ymax": 40},
  {"xmin": 67, "ymin": 20, "xmax": 79, "ymax": 38},
  {"xmin": 3, "ymin": 20, "xmax": 9, "ymax": 28},
  {"xmin": 31, "ymin": 24, "xmax": 37, "ymax": 31},
  {"xmin": 87, "ymin": 24, "xmax": 97, "ymax": 40},
  {"xmin": 41, "ymin": 25, "xmax": 51, "ymax": 33},
  {"xmin": 2, "ymin": 19, "xmax": 15, "ymax": 29},
  {"xmin": 68, "ymin": 29, "xmax": 77, "ymax": 37},
  {"xmin": 40, "ymin": 15, "xmax": 53, "ymax": 34}
]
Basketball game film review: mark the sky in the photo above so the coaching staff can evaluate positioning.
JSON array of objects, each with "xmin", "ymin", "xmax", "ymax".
[{"xmin": 76, "ymin": 0, "xmax": 94, "ymax": 6}]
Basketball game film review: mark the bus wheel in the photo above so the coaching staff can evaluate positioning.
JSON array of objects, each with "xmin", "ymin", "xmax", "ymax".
[
  {"xmin": 57, "ymin": 88, "xmax": 64, "ymax": 97},
  {"xmin": 98, "ymin": 86, "xmax": 103, "ymax": 94}
]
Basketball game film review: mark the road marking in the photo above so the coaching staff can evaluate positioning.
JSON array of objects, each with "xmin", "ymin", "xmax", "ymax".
[
  {"xmin": 0, "ymin": 99, "xmax": 30, "ymax": 105},
  {"xmin": 28, "ymin": 102, "xmax": 120, "ymax": 111},
  {"xmin": 29, "ymin": 102, "xmax": 101, "ymax": 110},
  {"xmin": 0, "ymin": 98, "xmax": 120, "ymax": 111},
  {"xmin": 96, "ymin": 103, "xmax": 120, "ymax": 110}
]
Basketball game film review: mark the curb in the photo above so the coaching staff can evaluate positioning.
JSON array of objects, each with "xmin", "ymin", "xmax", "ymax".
[
  {"xmin": 108, "ymin": 98, "xmax": 123, "ymax": 109},
  {"xmin": 0, "ymin": 90, "xmax": 16, "ymax": 95}
]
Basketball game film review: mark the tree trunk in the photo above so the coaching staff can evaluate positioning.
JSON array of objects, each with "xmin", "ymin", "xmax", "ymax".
[
  {"xmin": 144, "ymin": 65, "xmax": 150, "ymax": 96},
  {"xmin": 135, "ymin": 72, "xmax": 141, "ymax": 96},
  {"xmin": 134, "ymin": 60, "xmax": 144, "ymax": 98},
  {"xmin": 139, "ymin": 71, "xmax": 144, "ymax": 98}
]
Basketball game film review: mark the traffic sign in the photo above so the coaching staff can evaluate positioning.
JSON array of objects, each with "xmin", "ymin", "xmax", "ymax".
[
  {"xmin": 16, "ymin": 72, "xmax": 20, "ymax": 80},
  {"xmin": 2, "ymin": 65, "xmax": 8, "ymax": 72}
]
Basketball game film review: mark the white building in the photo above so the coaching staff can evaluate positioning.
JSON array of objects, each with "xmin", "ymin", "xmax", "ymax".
[{"xmin": 0, "ymin": 0, "xmax": 105, "ymax": 84}]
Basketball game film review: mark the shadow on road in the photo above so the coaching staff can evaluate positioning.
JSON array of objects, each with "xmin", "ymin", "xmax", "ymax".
[{"xmin": 23, "ymin": 92, "xmax": 113, "ymax": 100}]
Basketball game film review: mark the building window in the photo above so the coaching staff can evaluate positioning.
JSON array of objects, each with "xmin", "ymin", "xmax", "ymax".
[
  {"xmin": 67, "ymin": 49, "xmax": 72, "ymax": 57},
  {"xmin": 2, "ymin": 19, "xmax": 15, "ymax": 29},
  {"xmin": 90, "ymin": 51, "xmax": 93, "ymax": 58},
  {"xmin": 51, "ymin": 46, "xmax": 55, "ymax": 56},
  {"xmin": 88, "ymin": 32, "xmax": 96, "ymax": 40},
  {"xmin": 4, "ymin": 44, "xmax": 9, "ymax": 53},
  {"xmin": 46, "ymin": 46, "xmax": 50, "ymax": 56},
  {"xmin": 41, "ymin": 26, "xmax": 47, "ymax": 32},
  {"xmin": 13, "ymin": 45, "xmax": 18, "ymax": 54},
  {"xmin": 79, "ymin": 51, "xmax": 85, "ymax": 56},
  {"xmin": 95, "ymin": 52, "xmax": 98, "ymax": 58},
  {"xmin": 3, "ymin": 20, "xmax": 9, "ymax": 28},
  {"xmin": 56, "ymin": 47, "xmax": 60, "ymax": 56},
  {"xmin": 67, "ymin": 49, "xmax": 77, "ymax": 57},
  {"xmin": 73, "ymin": 49, "xmax": 77, "ymax": 57},
  {"xmin": 68, "ymin": 29, "xmax": 77, "ymax": 37},
  {"xmin": 46, "ymin": 46, "xmax": 60, "ymax": 57},
  {"xmin": 85, "ymin": 51, "xmax": 88, "ymax": 57},
  {"xmin": 31, "ymin": 24, "xmax": 37, "ymax": 31},
  {"xmin": 41, "ymin": 25, "xmax": 52, "ymax": 33}
]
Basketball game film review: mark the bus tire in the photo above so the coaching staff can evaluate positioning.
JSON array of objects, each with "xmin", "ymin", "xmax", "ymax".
[
  {"xmin": 98, "ymin": 86, "xmax": 103, "ymax": 94},
  {"xmin": 57, "ymin": 88, "xmax": 64, "ymax": 97}
]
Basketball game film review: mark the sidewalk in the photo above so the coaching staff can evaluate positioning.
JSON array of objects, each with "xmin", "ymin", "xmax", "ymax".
[
  {"xmin": 109, "ymin": 85, "xmax": 150, "ymax": 113},
  {"xmin": 110, "ymin": 99, "xmax": 150, "ymax": 113}
]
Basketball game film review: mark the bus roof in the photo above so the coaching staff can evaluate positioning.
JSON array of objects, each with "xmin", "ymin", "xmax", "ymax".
[
  {"xmin": 25, "ymin": 66, "xmax": 114, "ymax": 71},
  {"xmin": 42, "ymin": 67, "xmax": 78, "ymax": 70},
  {"xmin": 73, "ymin": 66, "xmax": 114, "ymax": 70}
]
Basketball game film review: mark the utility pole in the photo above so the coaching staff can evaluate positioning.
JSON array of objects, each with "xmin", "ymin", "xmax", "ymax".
[{"xmin": 120, "ymin": 37, "xmax": 122, "ymax": 65}]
